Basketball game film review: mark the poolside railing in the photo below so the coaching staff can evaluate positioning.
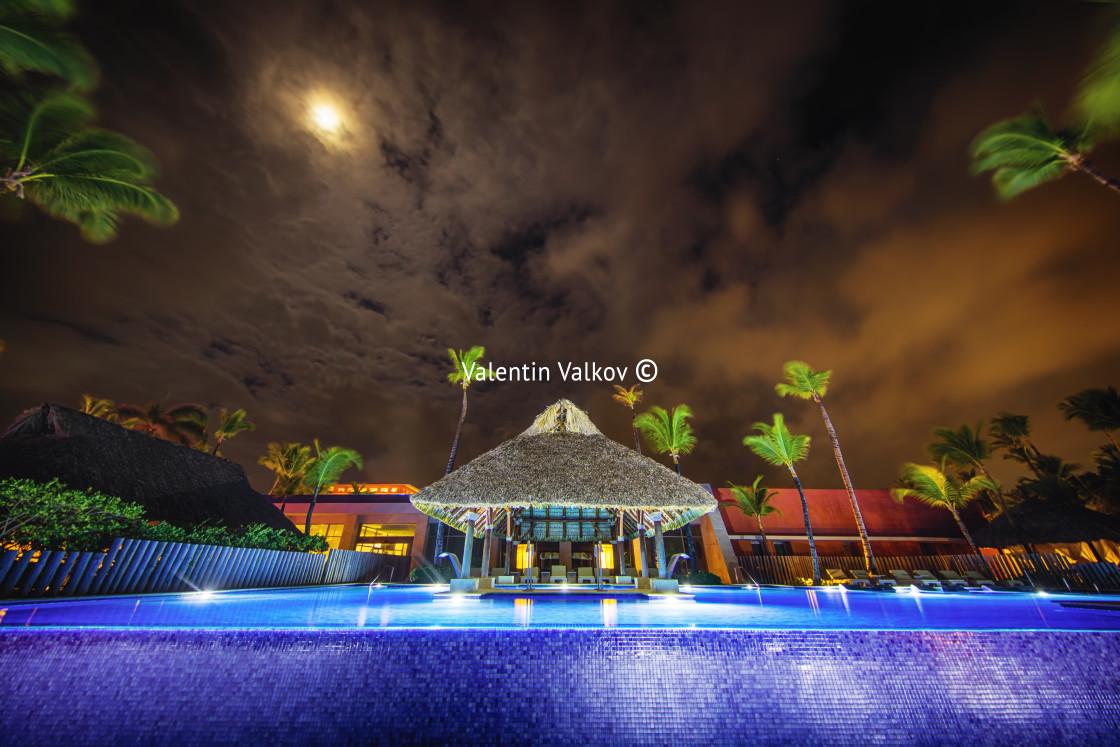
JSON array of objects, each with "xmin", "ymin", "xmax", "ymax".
[
  {"xmin": 0, "ymin": 538, "xmax": 388, "ymax": 599},
  {"xmin": 735, "ymin": 553, "xmax": 1120, "ymax": 591}
]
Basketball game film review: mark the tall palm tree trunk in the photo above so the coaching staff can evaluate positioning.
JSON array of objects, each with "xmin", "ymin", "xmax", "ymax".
[
  {"xmin": 304, "ymin": 485, "xmax": 322, "ymax": 535},
  {"xmin": 1104, "ymin": 430, "xmax": 1120, "ymax": 451},
  {"xmin": 210, "ymin": 436, "xmax": 224, "ymax": 456},
  {"xmin": 1074, "ymin": 159, "xmax": 1120, "ymax": 194},
  {"xmin": 631, "ymin": 408, "xmax": 642, "ymax": 455},
  {"xmin": 435, "ymin": 387, "xmax": 469, "ymax": 563},
  {"xmin": 673, "ymin": 456, "xmax": 697, "ymax": 571},
  {"xmin": 948, "ymin": 505, "xmax": 979, "ymax": 555},
  {"xmin": 814, "ymin": 397, "xmax": 876, "ymax": 573},
  {"xmin": 789, "ymin": 467, "xmax": 820, "ymax": 585},
  {"xmin": 756, "ymin": 517, "xmax": 771, "ymax": 556}
]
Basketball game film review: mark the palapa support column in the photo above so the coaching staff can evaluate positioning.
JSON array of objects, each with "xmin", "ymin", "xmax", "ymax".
[
  {"xmin": 651, "ymin": 511, "xmax": 667, "ymax": 579},
  {"xmin": 481, "ymin": 524, "xmax": 492, "ymax": 578},
  {"xmin": 504, "ymin": 512, "xmax": 513, "ymax": 574},
  {"xmin": 614, "ymin": 510, "xmax": 626, "ymax": 576},
  {"xmin": 461, "ymin": 512, "xmax": 477, "ymax": 579},
  {"xmin": 636, "ymin": 510, "xmax": 649, "ymax": 577}
]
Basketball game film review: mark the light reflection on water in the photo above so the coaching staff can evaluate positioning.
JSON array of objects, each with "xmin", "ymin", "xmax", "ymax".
[{"xmin": 0, "ymin": 586, "xmax": 1119, "ymax": 630}]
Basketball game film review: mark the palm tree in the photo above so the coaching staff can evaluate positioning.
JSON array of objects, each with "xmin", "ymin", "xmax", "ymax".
[
  {"xmin": 1059, "ymin": 386, "xmax": 1120, "ymax": 450},
  {"xmin": 210, "ymin": 408, "xmax": 255, "ymax": 456},
  {"xmin": 0, "ymin": 0, "xmax": 98, "ymax": 90},
  {"xmin": 0, "ymin": 90, "xmax": 178, "ymax": 242},
  {"xmin": 990, "ymin": 412, "xmax": 1044, "ymax": 473},
  {"xmin": 433, "ymin": 346, "xmax": 491, "ymax": 562},
  {"xmin": 635, "ymin": 404, "xmax": 699, "ymax": 563},
  {"xmin": 78, "ymin": 394, "xmax": 116, "ymax": 421},
  {"xmin": 743, "ymin": 413, "xmax": 819, "ymax": 584},
  {"xmin": 929, "ymin": 422, "xmax": 1013, "ymax": 523},
  {"xmin": 893, "ymin": 463, "xmax": 991, "ymax": 554},
  {"xmin": 776, "ymin": 361, "xmax": 876, "ymax": 573},
  {"xmin": 971, "ymin": 109, "xmax": 1119, "ymax": 199},
  {"xmin": 302, "ymin": 440, "xmax": 362, "ymax": 534},
  {"xmin": 612, "ymin": 384, "xmax": 644, "ymax": 454},
  {"xmin": 726, "ymin": 477, "xmax": 781, "ymax": 556},
  {"xmin": 113, "ymin": 402, "xmax": 207, "ymax": 447},
  {"xmin": 258, "ymin": 442, "xmax": 312, "ymax": 512}
]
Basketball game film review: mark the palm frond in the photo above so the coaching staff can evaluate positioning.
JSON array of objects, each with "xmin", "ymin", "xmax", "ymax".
[
  {"xmin": 1059, "ymin": 386, "xmax": 1120, "ymax": 433},
  {"xmin": 39, "ymin": 129, "xmax": 161, "ymax": 177},
  {"xmin": 634, "ymin": 406, "xmax": 672, "ymax": 454},
  {"xmin": 0, "ymin": 89, "xmax": 94, "ymax": 167},
  {"xmin": 447, "ymin": 346, "xmax": 488, "ymax": 385},
  {"xmin": 612, "ymin": 384, "xmax": 642, "ymax": 407},
  {"xmin": 775, "ymin": 360, "xmax": 830, "ymax": 400},
  {"xmin": 0, "ymin": 6, "xmax": 98, "ymax": 90},
  {"xmin": 743, "ymin": 413, "xmax": 809, "ymax": 468},
  {"xmin": 1075, "ymin": 14, "xmax": 1120, "ymax": 140}
]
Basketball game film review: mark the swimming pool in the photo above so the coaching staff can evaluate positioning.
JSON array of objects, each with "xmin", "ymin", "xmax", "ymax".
[
  {"xmin": 3, "ymin": 586, "xmax": 1119, "ymax": 745},
  {"xmin": 3, "ymin": 584, "xmax": 1120, "ymax": 631}
]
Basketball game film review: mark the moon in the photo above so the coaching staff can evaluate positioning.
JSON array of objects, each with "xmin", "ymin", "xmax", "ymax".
[{"xmin": 310, "ymin": 103, "xmax": 341, "ymax": 133}]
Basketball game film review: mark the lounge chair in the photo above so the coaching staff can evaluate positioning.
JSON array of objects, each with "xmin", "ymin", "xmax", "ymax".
[
  {"xmin": 852, "ymin": 569, "xmax": 897, "ymax": 587},
  {"xmin": 577, "ymin": 567, "xmax": 596, "ymax": 584},
  {"xmin": 613, "ymin": 575, "xmax": 634, "ymax": 587},
  {"xmin": 998, "ymin": 576, "xmax": 1031, "ymax": 590},
  {"xmin": 827, "ymin": 569, "xmax": 871, "ymax": 587},
  {"xmin": 550, "ymin": 565, "xmax": 567, "ymax": 583},
  {"xmin": 523, "ymin": 567, "xmax": 539, "ymax": 582},
  {"xmin": 919, "ymin": 570, "xmax": 962, "ymax": 589},
  {"xmin": 960, "ymin": 570, "xmax": 996, "ymax": 588},
  {"xmin": 495, "ymin": 575, "xmax": 516, "ymax": 585},
  {"xmin": 890, "ymin": 570, "xmax": 942, "ymax": 590}
]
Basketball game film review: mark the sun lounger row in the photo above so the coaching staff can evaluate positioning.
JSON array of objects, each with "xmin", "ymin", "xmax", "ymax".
[{"xmin": 826, "ymin": 568, "xmax": 1030, "ymax": 590}]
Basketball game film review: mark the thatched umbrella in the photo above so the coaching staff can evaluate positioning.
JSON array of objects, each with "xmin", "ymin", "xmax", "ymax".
[
  {"xmin": 973, "ymin": 500, "xmax": 1120, "ymax": 560},
  {"xmin": 410, "ymin": 399, "xmax": 717, "ymax": 578}
]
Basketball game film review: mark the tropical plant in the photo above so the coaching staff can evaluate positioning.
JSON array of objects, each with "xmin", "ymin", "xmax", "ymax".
[
  {"xmin": 0, "ymin": 0, "xmax": 97, "ymax": 90},
  {"xmin": 301, "ymin": 439, "xmax": 362, "ymax": 534},
  {"xmin": 611, "ymin": 383, "xmax": 643, "ymax": 454},
  {"xmin": 434, "ymin": 345, "xmax": 491, "ymax": 563},
  {"xmin": 776, "ymin": 361, "xmax": 876, "ymax": 573},
  {"xmin": 210, "ymin": 407, "xmax": 254, "ymax": 456},
  {"xmin": 726, "ymin": 476, "xmax": 781, "ymax": 556},
  {"xmin": 0, "ymin": 89, "xmax": 178, "ymax": 242},
  {"xmin": 970, "ymin": 109, "xmax": 1119, "ymax": 199},
  {"xmin": 990, "ymin": 412, "xmax": 1045, "ymax": 473},
  {"xmin": 929, "ymin": 421, "xmax": 1012, "ymax": 524},
  {"xmin": 143, "ymin": 521, "xmax": 327, "ymax": 553},
  {"xmin": 0, "ymin": 476, "xmax": 144, "ymax": 551},
  {"xmin": 1059, "ymin": 386, "xmax": 1120, "ymax": 450},
  {"xmin": 113, "ymin": 401, "xmax": 207, "ymax": 447},
  {"xmin": 892, "ymin": 463, "xmax": 991, "ymax": 554},
  {"xmin": 78, "ymin": 393, "xmax": 115, "ymax": 421},
  {"xmin": 257, "ymin": 441, "xmax": 312, "ymax": 512},
  {"xmin": 743, "ymin": 413, "xmax": 819, "ymax": 584},
  {"xmin": 635, "ymin": 404, "xmax": 699, "ymax": 563}
]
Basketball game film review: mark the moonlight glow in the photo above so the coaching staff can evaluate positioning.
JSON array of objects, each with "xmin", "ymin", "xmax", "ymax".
[{"xmin": 310, "ymin": 103, "xmax": 341, "ymax": 133}]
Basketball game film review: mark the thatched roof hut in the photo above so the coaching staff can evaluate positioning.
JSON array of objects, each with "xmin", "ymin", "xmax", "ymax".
[
  {"xmin": 973, "ymin": 500, "xmax": 1120, "ymax": 547},
  {"xmin": 410, "ymin": 399, "xmax": 717, "ymax": 541},
  {"xmin": 0, "ymin": 403, "xmax": 296, "ymax": 531}
]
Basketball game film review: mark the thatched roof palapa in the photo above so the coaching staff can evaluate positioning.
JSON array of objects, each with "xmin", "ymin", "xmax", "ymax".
[
  {"xmin": 0, "ymin": 403, "xmax": 297, "ymax": 532},
  {"xmin": 973, "ymin": 499, "xmax": 1120, "ymax": 548},
  {"xmin": 411, "ymin": 399, "xmax": 717, "ymax": 541}
]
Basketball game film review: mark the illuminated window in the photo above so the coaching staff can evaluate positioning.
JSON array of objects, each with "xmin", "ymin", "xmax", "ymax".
[
  {"xmin": 302, "ymin": 523, "xmax": 344, "ymax": 549},
  {"xmin": 356, "ymin": 541, "xmax": 409, "ymax": 556},
  {"xmin": 516, "ymin": 544, "xmax": 531, "ymax": 570},
  {"xmin": 358, "ymin": 524, "xmax": 414, "ymax": 538}
]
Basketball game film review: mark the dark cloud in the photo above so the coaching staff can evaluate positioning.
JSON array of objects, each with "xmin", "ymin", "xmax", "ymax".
[{"xmin": 1, "ymin": 0, "xmax": 1118, "ymax": 497}]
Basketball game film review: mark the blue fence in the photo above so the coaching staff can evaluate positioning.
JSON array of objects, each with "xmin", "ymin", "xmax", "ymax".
[{"xmin": 0, "ymin": 538, "xmax": 385, "ymax": 599}]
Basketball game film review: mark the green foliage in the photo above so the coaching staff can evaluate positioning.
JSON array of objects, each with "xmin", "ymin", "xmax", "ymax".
[
  {"xmin": 969, "ymin": 109, "xmax": 1083, "ymax": 200},
  {"xmin": 446, "ymin": 346, "xmax": 490, "ymax": 387},
  {"xmin": 775, "ymin": 361, "xmax": 831, "ymax": 401},
  {"xmin": 929, "ymin": 422, "xmax": 993, "ymax": 471},
  {"xmin": 211, "ymin": 407, "xmax": 255, "ymax": 455},
  {"xmin": 726, "ymin": 476, "xmax": 781, "ymax": 521},
  {"xmin": 114, "ymin": 401, "xmax": 209, "ymax": 447},
  {"xmin": 635, "ymin": 404, "xmax": 696, "ymax": 459},
  {"xmin": 1059, "ymin": 386, "xmax": 1120, "ymax": 436},
  {"xmin": 78, "ymin": 393, "xmax": 116, "ymax": 420},
  {"xmin": 0, "ymin": 90, "xmax": 178, "ymax": 242},
  {"xmin": 410, "ymin": 565, "xmax": 453, "ymax": 583},
  {"xmin": 1075, "ymin": 11, "xmax": 1120, "ymax": 140},
  {"xmin": 680, "ymin": 570, "xmax": 722, "ymax": 586},
  {"xmin": 892, "ymin": 463, "xmax": 992, "ymax": 512},
  {"xmin": 0, "ymin": 477, "xmax": 145, "ymax": 551},
  {"xmin": 259, "ymin": 441, "xmax": 313, "ymax": 496},
  {"xmin": 303, "ymin": 439, "xmax": 363, "ymax": 495},
  {"xmin": 142, "ymin": 522, "xmax": 328, "ymax": 552},
  {"xmin": 0, "ymin": 0, "xmax": 98, "ymax": 90},
  {"xmin": 743, "ymin": 413, "xmax": 810, "ymax": 470}
]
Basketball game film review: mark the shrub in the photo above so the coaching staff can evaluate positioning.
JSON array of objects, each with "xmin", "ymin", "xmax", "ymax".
[
  {"xmin": 410, "ymin": 565, "xmax": 453, "ymax": 583},
  {"xmin": 143, "ymin": 522, "xmax": 328, "ymax": 552},
  {"xmin": 682, "ymin": 570, "xmax": 723, "ymax": 586},
  {"xmin": 0, "ymin": 477, "xmax": 146, "ymax": 552}
]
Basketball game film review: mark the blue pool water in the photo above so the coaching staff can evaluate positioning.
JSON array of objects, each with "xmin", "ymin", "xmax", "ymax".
[{"xmin": 2, "ymin": 584, "xmax": 1120, "ymax": 630}]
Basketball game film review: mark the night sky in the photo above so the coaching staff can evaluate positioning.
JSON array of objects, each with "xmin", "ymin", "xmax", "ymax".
[{"xmin": 2, "ymin": 1, "xmax": 1119, "ymax": 496}]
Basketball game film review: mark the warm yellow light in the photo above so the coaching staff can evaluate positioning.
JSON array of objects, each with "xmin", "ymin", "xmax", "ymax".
[{"xmin": 311, "ymin": 103, "xmax": 341, "ymax": 133}]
